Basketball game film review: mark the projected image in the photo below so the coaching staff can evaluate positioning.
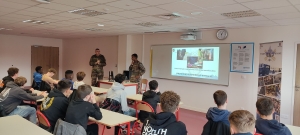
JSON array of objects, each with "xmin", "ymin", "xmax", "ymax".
[
  {"xmin": 203, "ymin": 49, "xmax": 214, "ymax": 61},
  {"xmin": 177, "ymin": 49, "xmax": 186, "ymax": 60},
  {"xmin": 187, "ymin": 56, "xmax": 203, "ymax": 69}
]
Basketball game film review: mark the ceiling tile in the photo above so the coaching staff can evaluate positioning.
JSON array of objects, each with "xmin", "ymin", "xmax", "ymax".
[
  {"xmin": 207, "ymin": 4, "xmax": 250, "ymax": 13},
  {"xmin": 2, "ymin": 14, "xmax": 35, "ymax": 20},
  {"xmin": 204, "ymin": 19, "xmax": 239, "ymax": 24},
  {"xmin": 118, "ymin": 19, "xmax": 141, "ymax": 24},
  {"xmin": 135, "ymin": 16, "xmax": 165, "ymax": 22},
  {"xmin": 274, "ymin": 18, "xmax": 300, "ymax": 25},
  {"xmin": 0, "ymin": 7, "xmax": 19, "ymax": 14},
  {"xmin": 112, "ymin": 11, "xmax": 146, "ymax": 18},
  {"xmin": 2, "ymin": 0, "xmax": 39, "ymax": 5},
  {"xmin": 37, "ymin": 15, "xmax": 74, "ymax": 21},
  {"xmin": 133, "ymin": 0, "xmax": 180, "ymax": 5},
  {"xmin": 157, "ymin": 1, "xmax": 200, "ymax": 12},
  {"xmin": 97, "ymin": 14, "xmax": 126, "ymax": 21},
  {"xmin": 219, "ymin": 22, "xmax": 251, "ymax": 28},
  {"xmin": 55, "ymin": 12, "xmax": 83, "ymax": 19},
  {"xmin": 37, "ymin": 3, "xmax": 76, "ymax": 11},
  {"xmin": 241, "ymin": 0, "xmax": 291, "ymax": 10},
  {"xmin": 87, "ymin": 4, "xmax": 124, "ymax": 13},
  {"xmin": 186, "ymin": 0, "xmax": 237, "ymax": 8},
  {"xmin": 296, "ymin": 5, "xmax": 300, "ymax": 10},
  {"xmin": 176, "ymin": 9, "xmax": 216, "ymax": 17},
  {"xmin": 234, "ymin": 16, "xmax": 269, "ymax": 22},
  {"xmin": 87, "ymin": 0, "xmax": 120, "ymax": 4},
  {"xmin": 255, "ymin": 6, "xmax": 298, "ymax": 15},
  {"xmin": 25, "ymin": 7, "xmax": 61, "ymax": 14},
  {"xmin": 265, "ymin": 12, "xmax": 300, "ymax": 20},
  {"xmin": 102, "ymin": 21, "xmax": 124, "ymax": 26},
  {"xmin": 245, "ymin": 20, "xmax": 277, "ymax": 26},
  {"xmin": 234, "ymin": 0, "xmax": 260, "ymax": 3},
  {"xmin": 133, "ymin": 7, "xmax": 169, "ymax": 15},
  {"xmin": 53, "ymin": 0, "xmax": 99, "ymax": 8},
  {"xmin": 0, "ymin": 0, "xmax": 32, "ymax": 9},
  {"xmin": 193, "ymin": 14, "xmax": 228, "ymax": 21},
  {"xmin": 288, "ymin": 0, "xmax": 300, "ymax": 5},
  {"xmin": 80, "ymin": 17, "xmax": 109, "ymax": 23},
  {"xmin": 14, "ymin": 11, "xmax": 47, "ymax": 18},
  {"xmin": 106, "ymin": 0, "xmax": 149, "ymax": 10}
]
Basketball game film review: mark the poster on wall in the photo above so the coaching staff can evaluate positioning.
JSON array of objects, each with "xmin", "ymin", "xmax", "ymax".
[
  {"xmin": 257, "ymin": 41, "xmax": 282, "ymax": 122},
  {"xmin": 230, "ymin": 42, "xmax": 254, "ymax": 73}
]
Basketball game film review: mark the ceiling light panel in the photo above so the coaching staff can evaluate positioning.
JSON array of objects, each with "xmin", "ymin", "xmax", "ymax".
[
  {"xmin": 68, "ymin": 9, "xmax": 107, "ymax": 17},
  {"xmin": 23, "ymin": 20, "xmax": 50, "ymax": 24},
  {"xmin": 85, "ymin": 28, "xmax": 104, "ymax": 31},
  {"xmin": 221, "ymin": 10, "xmax": 261, "ymax": 18},
  {"xmin": 135, "ymin": 22, "xmax": 162, "ymax": 27}
]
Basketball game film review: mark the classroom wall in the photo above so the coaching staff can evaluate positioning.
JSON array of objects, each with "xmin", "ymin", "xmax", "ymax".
[
  {"xmin": 128, "ymin": 24, "xmax": 300, "ymax": 125},
  {"xmin": 62, "ymin": 36, "xmax": 118, "ymax": 85},
  {"xmin": 0, "ymin": 34, "xmax": 63, "ymax": 85}
]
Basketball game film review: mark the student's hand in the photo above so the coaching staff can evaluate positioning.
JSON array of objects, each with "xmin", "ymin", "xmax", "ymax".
[
  {"xmin": 90, "ymin": 94, "xmax": 96, "ymax": 104},
  {"xmin": 40, "ymin": 92, "xmax": 47, "ymax": 97},
  {"xmin": 29, "ymin": 88, "xmax": 34, "ymax": 92},
  {"xmin": 131, "ymin": 60, "xmax": 134, "ymax": 65}
]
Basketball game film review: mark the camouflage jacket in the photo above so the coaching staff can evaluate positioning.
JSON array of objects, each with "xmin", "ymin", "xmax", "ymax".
[
  {"xmin": 129, "ymin": 60, "xmax": 146, "ymax": 77},
  {"xmin": 89, "ymin": 54, "xmax": 106, "ymax": 69}
]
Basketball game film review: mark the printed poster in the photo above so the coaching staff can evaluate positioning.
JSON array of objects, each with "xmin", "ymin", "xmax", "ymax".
[
  {"xmin": 257, "ymin": 41, "xmax": 282, "ymax": 122},
  {"xmin": 230, "ymin": 43, "xmax": 254, "ymax": 73}
]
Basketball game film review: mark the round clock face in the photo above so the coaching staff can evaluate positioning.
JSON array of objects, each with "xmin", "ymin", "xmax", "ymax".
[{"xmin": 217, "ymin": 29, "xmax": 228, "ymax": 40}]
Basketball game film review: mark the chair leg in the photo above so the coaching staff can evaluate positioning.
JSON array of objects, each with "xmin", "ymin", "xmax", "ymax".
[{"xmin": 101, "ymin": 125, "xmax": 105, "ymax": 135}]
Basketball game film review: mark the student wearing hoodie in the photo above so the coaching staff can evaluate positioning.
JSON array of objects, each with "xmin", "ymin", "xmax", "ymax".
[
  {"xmin": 41, "ymin": 80, "xmax": 72, "ymax": 131},
  {"xmin": 0, "ymin": 77, "xmax": 47, "ymax": 123},
  {"xmin": 139, "ymin": 80, "xmax": 161, "ymax": 123},
  {"xmin": 33, "ymin": 66, "xmax": 43, "ymax": 89},
  {"xmin": 229, "ymin": 110, "xmax": 256, "ymax": 135},
  {"xmin": 206, "ymin": 90, "xmax": 231, "ymax": 126},
  {"xmin": 0, "ymin": 67, "xmax": 19, "ymax": 92},
  {"xmin": 141, "ymin": 91, "xmax": 187, "ymax": 135},
  {"xmin": 61, "ymin": 70, "xmax": 74, "ymax": 90},
  {"xmin": 256, "ymin": 98, "xmax": 292, "ymax": 135}
]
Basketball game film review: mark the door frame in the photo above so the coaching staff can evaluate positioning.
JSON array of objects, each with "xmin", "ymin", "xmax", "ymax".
[{"xmin": 291, "ymin": 41, "xmax": 300, "ymax": 125}]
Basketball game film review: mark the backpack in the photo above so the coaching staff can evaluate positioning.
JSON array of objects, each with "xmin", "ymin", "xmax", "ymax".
[{"xmin": 100, "ymin": 98, "xmax": 122, "ymax": 113}]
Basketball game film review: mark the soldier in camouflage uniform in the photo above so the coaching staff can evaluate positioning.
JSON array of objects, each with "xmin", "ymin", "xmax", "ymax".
[
  {"xmin": 129, "ymin": 53, "xmax": 145, "ymax": 93},
  {"xmin": 89, "ymin": 48, "xmax": 106, "ymax": 86}
]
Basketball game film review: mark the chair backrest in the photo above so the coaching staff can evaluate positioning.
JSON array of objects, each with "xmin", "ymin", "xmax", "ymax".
[
  {"xmin": 135, "ymin": 101, "xmax": 154, "ymax": 118},
  {"xmin": 140, "ymin": 79, "xmax": 148, "ymax": 93},
  {"xmin": 37, "ymin": 111, "xmax": 51, "ymax": 128},
  {"xmin": 254, "ymin": 133, "xmax": 263, "ymax": 135},
  {"xmin": 0, "ymin": 80, "xmax": 3, "ymax": 88}
]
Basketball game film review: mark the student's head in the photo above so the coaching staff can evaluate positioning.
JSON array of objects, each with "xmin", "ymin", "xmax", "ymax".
[
  {"xmin": 76, "ymin": 71, "xmax": 86, "ymax": 81},
  {"xmin": 114, "ymin": 74, "xmax": 125, "ymax": 84},
  {"xmin": 149, "ymin": 80, "xmax": 158, "ymax": 91},
  {"xmin": 160, "ymin": 91, "xmax": 180, "ymax": 113},
  {"xmin": 7, "ymin": 67, "xmax": 19, "ymax": 79},
  {"xmin": 57, "ymin": 80, "xmax": 72, "ymax": 97},
  {"xmin": 35, "ymin": 66, "xmax": 43, "ymax": 74},
  {"xmin": 65, "ymin": 70, "xmax": 74, "ymax": 80},
  {"xmin": 77, "ymin": 84, "xmax": 92, "ymax": 99},
  {"xmin": 95, "ymin": 48, "xmax": 100, "ymax": 56},
  {"xmin": 229, "ymin": 110, "xmax": 256, "ymax": 134},
  {"xmin": 213, "ymin": 90, "xmax": 227, "ymax": 107},
  {"xmin": 256, "ymin": 97, "xmax": 274, "ymax": 117},
  {"xmin": 131, "ymin": 53, "xmax": 138, "ymax": 61},
  {"xmin": 14, "ymin": 76, "xmax": 27, "ymax": 86},
  {"xmin": 47, "ymin": 68, "xmax": 57, "ymax": 77}
]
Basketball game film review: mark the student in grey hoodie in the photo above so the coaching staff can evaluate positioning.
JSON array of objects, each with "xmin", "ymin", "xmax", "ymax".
[{"xmin": 0, "ymin": 77, "xmax": 47, "ymax": 123}]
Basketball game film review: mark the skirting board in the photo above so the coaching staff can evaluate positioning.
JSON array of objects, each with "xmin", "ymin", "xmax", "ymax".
[{"xmin": 180, "ymin": 105, "xmax": 207, "ymax": 113}]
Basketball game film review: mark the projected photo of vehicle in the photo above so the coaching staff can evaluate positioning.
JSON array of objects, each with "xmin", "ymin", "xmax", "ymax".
[{"xmin": 187, "ymin": 56, "xmax": 203, "ymax": 69}]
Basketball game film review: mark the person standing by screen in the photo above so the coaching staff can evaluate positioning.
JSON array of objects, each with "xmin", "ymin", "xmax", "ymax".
[
  {"xmin": 89, "ymin": 48, "xmax": 106, "ymax": 86},
  {"xmin": 129, "ymin": 53, "xmax": 145, "ymax": 93}
]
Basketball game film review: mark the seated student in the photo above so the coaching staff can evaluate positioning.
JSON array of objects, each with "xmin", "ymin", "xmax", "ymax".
[
  {"xmin": 42, "ymin": 68, "xmax": 59, "ymax": 90},
  {"xmin": 61, "ymin": 70, "xmax": 74, "ymax": 90},
  {"xmin": 33, "ymin": 66, "xmax": 43, "ymax": 90},
  {"xmin": 206, "ymin": 90, "xmax": 231, "ymax": 126},
  {"xmin": 65, "ymin": 84, "xmax": 102, "ymax": 135},
  {"xmin": 141, "ymin": 91, "xmax": 187, "ymax": 135},
  {"xmin": 229, "ymin": 110, "xmax": 256, "ymax": 135},
  {"xmin": 73, "ymin": 71, "xmax": 86, "ymax": 90},
  {"xmin": 138, "ymin": 80, "xmax": 161, "ymax": 123},
  {"xmin": 41, "ymin": 80, "xmax": 72, "ymax": 131},
  {"xmin": 0, "ymin": 67, "xmax": 19, "ymax": 92},
  {"xmin": 0, "ymin": 77, "xmax": 47, "ymax": 123},
  {"xmin": 256, "ymin": 98, "xmax": 292, "ymax": 135}
]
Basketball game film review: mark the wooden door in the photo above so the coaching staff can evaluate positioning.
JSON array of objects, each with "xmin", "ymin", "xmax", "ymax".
[
  {"xmin": 294, "ymin": 44, "xmax": 300, "ymax": 126},
  {"xmin": 31, "ymin": 46, "xmax": 59, "ymax": 80}
]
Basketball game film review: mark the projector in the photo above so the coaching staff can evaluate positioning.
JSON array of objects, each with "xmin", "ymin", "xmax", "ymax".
[{"xmin": 180, "ymin": 33, "xmax": 196, "ymax": 41}]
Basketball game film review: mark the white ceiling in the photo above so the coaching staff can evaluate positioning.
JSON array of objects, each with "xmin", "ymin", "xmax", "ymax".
[{"xmin": 0, "ymin": 0, "xmax": 300, "ymax": 39}]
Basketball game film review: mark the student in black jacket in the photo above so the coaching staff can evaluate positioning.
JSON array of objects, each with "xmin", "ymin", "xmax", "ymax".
[
  {"xmin": 41, "ymin": 80, "xmax": 73, "ymax": 131},
  {"xmin": 229, "ymin": 110, "xmax": 256, "ymax": 135},
  {"xmin": 141, "ymin": 91, "xmax": 187, "ymax": 135},
  {"xmin": 138, "ymin": 80, "xmax": 161, "ymax": 123},
  {"xmin": 0, "ymin": 67, "xmax": 19, "ymax": 92},
  {"xmin": 65, "ymin": 84, "xmax": 102, "ymax": 135}
]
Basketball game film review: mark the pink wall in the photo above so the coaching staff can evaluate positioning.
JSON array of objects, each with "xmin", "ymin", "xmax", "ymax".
[
  {"xmin": 0, "ymin": 34, "xmax": 63, "ymax": 84},
  {"xmin": 62, "ymin": 36, "xmax": 118, "ymax": 85}
]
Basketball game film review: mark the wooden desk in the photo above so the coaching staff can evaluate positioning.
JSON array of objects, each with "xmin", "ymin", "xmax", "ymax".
[
  {"xmin": 287, "ymin": 125, "xmax": 300, "ymax": 135},
  {"xmin": 98, "ymin": 80, "xmax": 138, "ymax": 96},
  {"xmin": 89, "ymin": 108, "xmax": 136, "ymax": 135},
  {"xmin": 92, "ymin": 86, "xmax": 108, "ymax": 94},
  {"xmin": 127, "ymin": 94, "xmax": 183, "ymax": 120},
  {"xmin": 0, "ymin": 115, "xmax": 53, "ymax": 135}
]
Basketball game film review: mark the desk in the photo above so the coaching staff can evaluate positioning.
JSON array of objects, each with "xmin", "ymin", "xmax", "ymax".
[
  {"xmin": 89, "ymin": 108, "xmax": 137, "ymax": 135},
  {"xmin": 287, "ymin": 125, "xmax": 300, "ymax": 135},
  {"xmin": 0, "ymin": 115, "xmax": 53, "ymax": 135},
  {"xmin": 98, "ymin": 80, "xmax": 138, "ymax": 96},
  {"xmin": 33, "ymin": 90, "xmax": 48, "ymax": 102},
  {"xmin": 127, "ymin": 94, "xmax": 183, "ymax": 120},
  {"xmin": 92, "ymin": 86, "xmax": 108, "ymax": 94}
]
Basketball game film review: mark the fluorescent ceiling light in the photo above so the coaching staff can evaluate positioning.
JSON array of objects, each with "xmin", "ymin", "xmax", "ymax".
[
  {"xmin": 23, "ymin": 20, "xmax": 32, "ymax": 22},
  {"xmin": 6, "ymin": 29, "xmax": 12, "ymax": 30},
  {"xmin": 191, "ymin": 12, "xmax": 202, "ymax": 15},
  {"xmin": 97, "ymin": 24, "xmax": 104, "ymax": 26}
]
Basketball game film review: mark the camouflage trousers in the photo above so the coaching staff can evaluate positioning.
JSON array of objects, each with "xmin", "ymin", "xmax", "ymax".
[
  {"xmin": 91, "ymin": 68, "xmax": 104, "ymax": 87},
  {"xmin": 130, "ymin": 75, "xmax": 141, "ymax": 94}
]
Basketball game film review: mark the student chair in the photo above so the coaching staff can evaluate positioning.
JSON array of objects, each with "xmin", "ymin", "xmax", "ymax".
[
  {"xmin": 37, "ymin": 111, "xmax": 51, "ymax": 132},
  {"xmin": 140, "ymin": 79, "xmax": 148, "ymax": 93},
  {"xmin": 132, "ymin": 101, "xmax": 154, "ymax": 133},
  {"xmin": 254, "ymin": 133, "xmax": 263, "ymax": 135}
]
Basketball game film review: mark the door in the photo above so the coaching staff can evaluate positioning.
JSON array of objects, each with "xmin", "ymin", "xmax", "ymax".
[
  {"xmin": 294, "ymin": 44, "xmax": 300, "ymax": 126},
  {"xmin": 31, "ymin": 46, "xmax": 59, "ymax": 80}
]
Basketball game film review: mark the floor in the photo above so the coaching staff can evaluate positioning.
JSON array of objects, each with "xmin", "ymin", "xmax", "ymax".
[{"xmin": 97, "ymin": 108, "xmax": 207, "ymax": 135}]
